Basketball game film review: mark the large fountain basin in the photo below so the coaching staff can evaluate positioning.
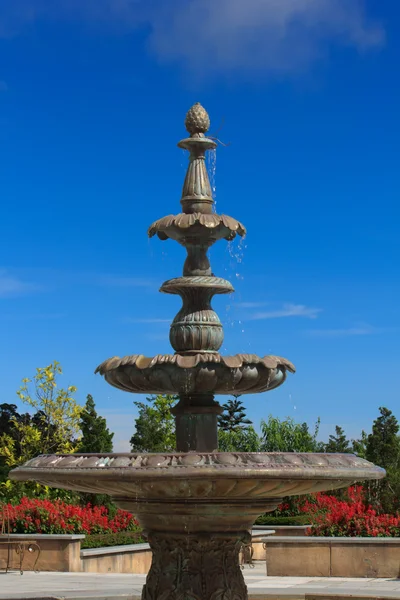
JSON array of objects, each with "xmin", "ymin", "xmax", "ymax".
[
  {"xmin": 11, "ymin": 452, "xmax": 384, "ymax": 499},
  {"xmin": 11, "ymin": 452, "xmax": 385, "ymax": 533}
]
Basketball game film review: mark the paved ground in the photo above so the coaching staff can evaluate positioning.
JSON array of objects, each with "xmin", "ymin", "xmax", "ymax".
[{"xmin": 1, "ymin": 564, "xmax": 400, "ymax": 599}]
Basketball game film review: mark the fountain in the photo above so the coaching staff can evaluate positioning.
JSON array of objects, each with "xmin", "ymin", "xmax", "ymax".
[{"xmin": 11, "ymin": 103, "xmax": 384, "ymax": 600}]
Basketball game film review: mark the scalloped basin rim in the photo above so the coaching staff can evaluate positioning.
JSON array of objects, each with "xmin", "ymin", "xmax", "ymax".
[
  {"xmin": 95, "ymin": 353, "xmax": 296, "ymax": 375},
  {"xmin": 10, "ymin": 452, "xmax": 386, "ymax": 482},
  {"xmin": 148, "ymin": 213, "xmax": 247, "ymax": 238}
]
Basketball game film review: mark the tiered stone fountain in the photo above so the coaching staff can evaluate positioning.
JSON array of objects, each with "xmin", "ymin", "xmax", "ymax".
[{"xmin": 11, "ymin": 104, "xmax": 384, "ymax": 600}]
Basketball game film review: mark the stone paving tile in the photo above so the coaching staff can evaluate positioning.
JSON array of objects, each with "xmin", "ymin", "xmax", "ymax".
[{"xmin": 1, "ymin": 572, "xmax": 400, "ymax": 600}]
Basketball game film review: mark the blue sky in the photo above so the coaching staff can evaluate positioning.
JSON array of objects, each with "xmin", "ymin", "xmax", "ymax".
[{"xmin": 0, "ymin": 0, "xmax": 399, "ymax": 451}]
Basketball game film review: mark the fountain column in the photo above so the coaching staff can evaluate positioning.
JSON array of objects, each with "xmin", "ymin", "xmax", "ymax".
[{"xmin": 161, "ymin": 103, "xmax": 230, "ymax": 453}]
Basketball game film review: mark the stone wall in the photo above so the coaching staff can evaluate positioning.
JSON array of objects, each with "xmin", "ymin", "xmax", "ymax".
[
  {"xmin": 255, "ymin": 525, "xmax": 310, "ymax": 536},
  {"xmin": 263, "ymin": 537, "xmax": 400, "ymax": 578},
  {"xmin": 81, "ymin": 543, "xmax": 152, "ymax": 574},
  {"xmin": 0, "ymin": 534, "xmax": 84, "ymax": 572}
]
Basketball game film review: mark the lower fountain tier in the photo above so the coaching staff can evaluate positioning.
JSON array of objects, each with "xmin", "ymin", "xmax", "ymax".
[
  {"xmin": 10, "ymin": 452, "xmax": 384, "ymax": 600},
  {"xmin": 95, "ymin": 353, "xmax": 295, "ymax": 395},
  {"xmin": 11, "ymin": 452, "xmax": 384, "ymax": 509}
]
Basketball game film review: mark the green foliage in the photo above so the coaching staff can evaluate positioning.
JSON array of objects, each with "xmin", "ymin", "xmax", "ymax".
[
  {"xmin": 78, "ymin": 394, "xmax": 114, "ymax": 507},
  {"xmin": 352, "ymin": 430, "xmax": 368, "ymax": 458},
  {"xmin": 260, "ymin": 415, "xmax": 323, "ymax": 452},
  {"xmin": 0, "ymin": 362, "xmax": 82, "ymax": 502},
  {"xmin": 218, "ymin": 426, "xmax": 261, "ymax": 452},
  {"xmin": 218, "ymin": 398, "xmax": 252, "ymax": 432},
  {"xmin": 325, "ymin": 426, "xmax": 351, "ymax": 453},
  {"xmin": 81, "ymin": 531, "xmax": 145, "ymax": 549},
  {"xmin": 15, "ymin": 361, "xmax": 82, "ymax": 455},
  {"xmin": 79, "ymin": 395, "xmax": 114, "ymax": 453},
  {"xmin": 254, "ymin": 515, "xmax": 312, "ymax": 526},
  {"xmin": 364, "ymin": 407, "xmax": 400, "ymax": 513},
  {"xmin": 130, "ymin": 395, "xmax": 177, "ymax": 453}
]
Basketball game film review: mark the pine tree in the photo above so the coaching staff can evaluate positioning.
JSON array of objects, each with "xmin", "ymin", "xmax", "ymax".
[
  {"xmin": 365, "ymin": 407, "xmax": 400, "ymax": 513},
  {"xmin": 325, "ymin": 426, "xmax": 350, "ymax": 453},
  {"xmin": 79, "ymin": 395, "xmax": 114, "ymax": 453},
  {"xmin": 352, "ymin": 430, "xmax": 368, "ymax": 458},
  {"xmin": 218, "ymin": 398, "xmax": 252, "ymax": 433}
]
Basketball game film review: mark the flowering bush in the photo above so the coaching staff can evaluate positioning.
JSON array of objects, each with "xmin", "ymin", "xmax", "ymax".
[
  {"xmin": 301, "ymin": 486, "xmax": 400, "ymax": 537},
  {"xmin": 1, "ymin": 497, "xmax": 141, "ymax": 535}
]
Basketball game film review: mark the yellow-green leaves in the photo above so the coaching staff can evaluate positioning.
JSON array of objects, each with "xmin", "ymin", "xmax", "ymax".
[{"xmin": 15, "ymin": 361, "xmax": 82, "ymax": 456}]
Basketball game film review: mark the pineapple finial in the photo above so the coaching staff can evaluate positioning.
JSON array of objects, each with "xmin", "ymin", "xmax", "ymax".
[{"xmin": 185, "ymin": 102, "xmax": 210, "ymax": 136}]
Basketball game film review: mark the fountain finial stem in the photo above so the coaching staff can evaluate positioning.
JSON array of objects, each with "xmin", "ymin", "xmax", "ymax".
[{"xmin": 178, "ymin": 103, "xmax": 216, "ymax": 214}]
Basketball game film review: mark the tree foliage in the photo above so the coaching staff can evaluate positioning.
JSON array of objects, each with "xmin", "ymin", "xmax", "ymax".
[
  {"xmin": 325, "ymin": 426, "xmax": 351, "ymax": 453},
  {"xmin": 364, "ymin": 407, "xmax": 400, "ymax": 513},
  {"xmin": 79, "ymin": 395, "xmax": 114, "ymax": 454},
  {"xmin": 130, "ymin": 395, "xmax": 177, "ymax": 453},
  {"xmin": 218, "ymin": 398, "xmax": 252, "ymax": 433},
  {"xmin": 260, "ymin": 415, "xmax": 323, "ymax": 453},
  {"xmin": 352, "ymin": 430, "xmax": 368, "ymax": 458},
  {"xmin": 15, "ymin": 361, "xmax": 81, "ymax": 455},
  {"xmin": 0, "ymin": 362, "xmax": 81, "ymax": 502},
  {"xmin": 218, "ymin": 426, "xmax": 261, "ymax": 452}
]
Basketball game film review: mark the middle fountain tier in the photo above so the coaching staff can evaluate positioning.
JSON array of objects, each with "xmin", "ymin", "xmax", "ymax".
[{"xmin": 96, "ymin": 102, "xmax": 294, "ymax": 452}]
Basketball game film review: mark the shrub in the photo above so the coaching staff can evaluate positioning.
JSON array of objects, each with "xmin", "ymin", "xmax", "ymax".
[
  {"xmin": 81, "ymin": 531, "xmax": 145, "ymax": 549},
  {"xmin": 255, "ymin": 515, "xmax": 311, "ymax": 526}
]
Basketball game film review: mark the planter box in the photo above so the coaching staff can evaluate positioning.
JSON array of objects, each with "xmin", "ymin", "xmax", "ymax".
[
  {"xmin": 81, "ymin": 542, "xmax": 152, "ymax": 574},
  {"xmin": 0, "ymin": 534, "xmax": 84, "ymax": 572},
  {"xmin": 263, "ymin": 536, "xmax": 400, "ymax": 578}
]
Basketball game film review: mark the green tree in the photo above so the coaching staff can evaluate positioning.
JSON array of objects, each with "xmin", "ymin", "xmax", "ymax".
[
  {"xmin": 0, "ymin": 404, "xmax": 21, "ymax": 437},
  {"xmin": 0, "ymin": 362, "xmax": 81, "ymax": 502},
  {"xmin": 218, "ymin": 398, "xmax": 252, "ymax": 432},
  {"xmin": 260, "ymin": 415, "xmax": 322, "ymax": 452},
  {"xmin": 218, "ymin": 426, "xmax": 261, "ymax": 452},
  {"xmin": 79, "ymin": 395, "xmax": 114, "ymax": 453},
  {"xmin": 325, "ymin": 426, "xmax": 351, "ymax": 453},
  {"xmin": 364, "ymin": 407, "xmax": 400, "ymax": 513},
  {"xmin": 79, "ymin": 394, "xmax": 114, "ymax": 507},
  {"xmin": 15, "ymin": 361, "xmax": 81, "ymax": 455},
  {"xmin": 130, "ymin": 395, "xmax": 177, "ymax": 453},
  {"xmin": 352, "ymin": 430, "xmax": 368, "ymax": 458}
]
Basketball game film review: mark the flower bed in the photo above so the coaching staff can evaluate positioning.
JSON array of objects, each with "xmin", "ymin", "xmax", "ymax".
[
  {"xmin": 2, "ymin": 497, "xmax": 141, "ymax": 536},
  {"xmin": 258, "ymin": 486, "xmax": 400, "ymax": 537},
  {"xmin": 303, "ymin": 486, "xmax": 400, "ymax": 537}
]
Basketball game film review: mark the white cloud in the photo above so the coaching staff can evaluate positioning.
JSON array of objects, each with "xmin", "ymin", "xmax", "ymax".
[
  {"xmin": 101, "ymin": 408, "xmax": 137, "ymax": 452},
  {"xmin": 307, "ymin": 324, "xmax": 390, "ymax": 337},
  {"xmin": 0, "ymin": 1, "xmax": 384, "ymax": 77},
  {"xmin": 0, "ymin": 270, "xmax": 41, "ymax": 298},
  {"xmin": 235, "ymin": 302, "xmax": 268, "ymax": 309},
  {"xmin": 250, "ymin": 303, "xmax": 321, "ymax": 320},
  {"xmin": 149, "ymin": 0, "xmax": 384, "ymax": 77}
]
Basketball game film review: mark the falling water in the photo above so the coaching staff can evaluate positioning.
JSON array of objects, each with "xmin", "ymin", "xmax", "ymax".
[
  {"xmin": 222, "ymin": 235, "xmax": 249, "ymax": 351},
  {"xmin": 206, "ymin": 148, "xmax": 217, "ymax": 212}
]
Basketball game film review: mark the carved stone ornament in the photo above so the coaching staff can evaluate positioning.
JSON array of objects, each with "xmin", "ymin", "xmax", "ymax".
[{"xmin": 142, "ymin": 532, "xmax": 249, "ymax": 600}]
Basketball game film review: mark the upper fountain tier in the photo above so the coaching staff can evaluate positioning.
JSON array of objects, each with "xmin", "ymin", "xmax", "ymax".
[
  {"xmin": 148, "ymin": 103, "xmax": 246, "ymax": 278},
  {"xmin": 96, "ymin": 103, "xmax": 294, "ymax": 421}
]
